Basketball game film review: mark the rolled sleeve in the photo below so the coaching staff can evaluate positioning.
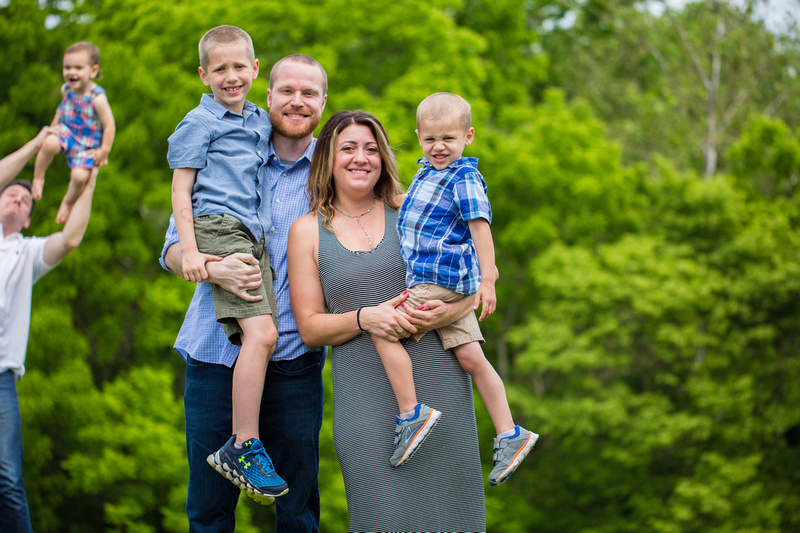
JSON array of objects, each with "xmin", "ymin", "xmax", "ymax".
[{"xmin": 159, "ymin": 215, "xmax": 179, "ymax": 274}]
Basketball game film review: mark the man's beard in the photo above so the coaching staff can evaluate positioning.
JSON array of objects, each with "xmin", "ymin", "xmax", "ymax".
[{"xmin": 271, "ymin": 112, "xmax": 320, "ymax": 140}]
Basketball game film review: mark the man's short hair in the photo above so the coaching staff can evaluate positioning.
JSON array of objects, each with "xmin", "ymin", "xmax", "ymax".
[
  {"xmin": 416, "ymin": 92, "xmax": 472, "ymax": 131},
  {"xmin": 198, "ymin": 25, "xmax": 255, "ymax": 71},
  {"xmin": 1, "ymin": 179, "xmax": 35, "ymax": 217},
  {"xmin": 269, "ymin": 54, "xmax": 328, "ymax": 95}
]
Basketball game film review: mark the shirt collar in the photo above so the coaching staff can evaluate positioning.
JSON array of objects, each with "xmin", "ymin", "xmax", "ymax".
[
  {"xmin": 0, "ymin": 224, "xmax": 22, "ymax": 243},
  {"xmin": 267, "ymin": 137, "xmax": 317, "ymax": 166},
  {"xmin": 199, "ymin": 93, "xmax": 258, "ymax": 120}
]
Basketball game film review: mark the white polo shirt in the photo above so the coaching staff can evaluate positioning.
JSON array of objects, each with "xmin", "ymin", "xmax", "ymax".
[{"xmin": 0, "ymin": 224, "xmax": 56, "ymax": 378}]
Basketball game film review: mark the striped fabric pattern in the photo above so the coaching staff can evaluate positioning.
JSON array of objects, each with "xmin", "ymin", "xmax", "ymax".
[{"xmin": 318, "ymin": 206, "xmax": 486, "ymax": 533}]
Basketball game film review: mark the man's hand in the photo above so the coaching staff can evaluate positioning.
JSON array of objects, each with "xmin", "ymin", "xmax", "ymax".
[{"xmin": 205, "ymin": 253, "xmax": 263, "ymax": 302}]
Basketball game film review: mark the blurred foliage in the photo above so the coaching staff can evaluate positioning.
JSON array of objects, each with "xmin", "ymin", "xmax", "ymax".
[{"xmin": 2, "ymin": 0, "xmax": 799, "ymax": 531}]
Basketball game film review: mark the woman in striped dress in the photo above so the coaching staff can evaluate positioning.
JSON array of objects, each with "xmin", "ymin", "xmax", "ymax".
[{"xmin": 288, "ymin": 110, "xmax": 486, "ymax": 532}]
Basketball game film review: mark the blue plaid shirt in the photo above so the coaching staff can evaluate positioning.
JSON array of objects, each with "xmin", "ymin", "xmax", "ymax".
[
  {"xmin": 398, "ymin": 157, "xmax": 492, "ymax": 296},
  {"xmin": 168, "ymin": 94, "xmax": 272, "ymax": 241},
  {"xmin": 160, "ymin": 139, "xmax": 321, "ymax": 365}
]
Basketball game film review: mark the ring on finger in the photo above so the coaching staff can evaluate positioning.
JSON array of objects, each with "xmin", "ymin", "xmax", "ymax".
[{"xmin": 395, "ymin": 329, "xmax": 403, "ymax": 335}]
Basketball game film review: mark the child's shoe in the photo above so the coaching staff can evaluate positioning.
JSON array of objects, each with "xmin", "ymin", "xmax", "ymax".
[
  {"xmin": 390, "ymin": 403, "xmax": 442, "ymax": 467},
  {"xmin": 207, "ymin": 435, "xmax": 288, "ymax": 504},
  {"xmin": 488, "ymin": 425, "xmax": 538, "ymax": 485}
]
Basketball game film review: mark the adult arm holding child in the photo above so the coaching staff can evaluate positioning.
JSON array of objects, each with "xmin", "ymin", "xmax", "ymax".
[
  {"xmin": 162, "ymin": 226, "xmax": 263, "ymax": 301},
  {"xmin": 42, "ymin": 167, "xmax": 97, "ymax": 265},
  {"xmin": 0, "ymin": 127, "xmax": 53, "ymax": 188}
]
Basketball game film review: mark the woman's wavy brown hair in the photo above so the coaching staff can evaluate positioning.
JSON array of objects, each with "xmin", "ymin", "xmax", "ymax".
[{"xmin": 308, "ymin": 110, "xmax": 402, "ymax": 231}]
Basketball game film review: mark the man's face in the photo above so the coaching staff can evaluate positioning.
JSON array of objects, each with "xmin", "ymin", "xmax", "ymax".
[
  {"xmin": 267, "ymin": 61, "xmax": 327, "ymax": 140},
  {"xmin": 0, "ymin": 184, "xmax": 33, "ymax": 231}
]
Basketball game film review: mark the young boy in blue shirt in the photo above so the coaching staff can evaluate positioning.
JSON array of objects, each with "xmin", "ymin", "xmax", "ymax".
[
  {"xmin": 384, "ymin": 92, "xmax": 538, "ymax": 485},
  {"xmin": 169, "ymin": 25, "xmax": 285, "ymax": 503}
]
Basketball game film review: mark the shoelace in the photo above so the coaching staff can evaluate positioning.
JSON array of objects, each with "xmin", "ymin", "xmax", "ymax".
[{"xmin": 245, "ymin": 444, "xmax": 276, "ymax": 474}]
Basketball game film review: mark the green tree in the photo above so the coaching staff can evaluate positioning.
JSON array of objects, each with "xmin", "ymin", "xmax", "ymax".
[{"xmin": 540, "ymin": 0, "xmax": 800, "ymax": 176}]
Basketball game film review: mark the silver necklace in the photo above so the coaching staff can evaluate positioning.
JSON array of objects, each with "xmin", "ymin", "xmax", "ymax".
[{"xmin": 335, "ymin": 196, "xmax": 378, "ymax": 250}]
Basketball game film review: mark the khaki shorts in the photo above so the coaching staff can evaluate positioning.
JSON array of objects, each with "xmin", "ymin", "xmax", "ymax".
[
  {"xmin": 194, "ymin": 214, "xmax": 278, "ymax": 345},
  {"xmin": 405, "ymin": 283, "xmax": 484, "ymax": 350}
]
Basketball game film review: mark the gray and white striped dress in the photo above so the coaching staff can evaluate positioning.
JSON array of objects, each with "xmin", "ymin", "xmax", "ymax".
[{"xmin": 318, "ymin": 207, "xmax": 486, "ymax": 533}]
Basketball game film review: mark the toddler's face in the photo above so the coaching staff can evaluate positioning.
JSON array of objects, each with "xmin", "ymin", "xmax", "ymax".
[
  {"xmin": 62, "ymin": 50, "xmax": 98, "ymax": 94},
  {"xmin": 199, "ymin": 43, "xmax": 259, "ymax": 115},
  {"xmin": 416, "ymin": 119, "xmax": 474, "ymax": 171}
]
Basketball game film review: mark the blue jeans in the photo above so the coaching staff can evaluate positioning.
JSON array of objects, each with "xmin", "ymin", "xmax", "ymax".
[
  {"xmin": 0, "ymin": 371, "xmax": 33, "ymax": 533},
  {"xmin": 184, "ymin": 351, "xmax": 324, "ymax": 533}
]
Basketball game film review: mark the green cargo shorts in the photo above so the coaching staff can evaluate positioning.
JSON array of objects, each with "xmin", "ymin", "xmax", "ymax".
[{"xmin": 194, "ymin": 214, "xmax": 278, "ymax": 345}]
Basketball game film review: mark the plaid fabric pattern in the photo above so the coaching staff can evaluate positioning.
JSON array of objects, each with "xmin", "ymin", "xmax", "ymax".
[
  {"xmin": 160, "ymin": 140, "xmax": 321, "ymax": 365},
  {"xmin": 398, "ymin": 157, "xmax": 492, "ymax": 296},
  {"xmin": 57, "ymin": 84, "xmax": 105, "ymax": 169}
]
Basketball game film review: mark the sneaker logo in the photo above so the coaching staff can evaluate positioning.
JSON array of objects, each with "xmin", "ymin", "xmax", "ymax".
[
  {"xmin": 404, "ymin": 426, "xmax": 414, "ymax": 444},
  {"xmin": 238, "ymin": 457, "xmax": 251, "ymax": 470}
]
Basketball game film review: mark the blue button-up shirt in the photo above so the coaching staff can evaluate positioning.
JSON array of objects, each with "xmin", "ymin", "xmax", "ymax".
[
  {"xmin": 168, "ymin": 94, "xmax": 271, "ymax": 241},
  {"xmin": 398, "ymin": 157, "xmax": 492, "ymax": 296},
  {"xmin": 160, "ymin": 139, "xmax": 320, "ymax": 365}
]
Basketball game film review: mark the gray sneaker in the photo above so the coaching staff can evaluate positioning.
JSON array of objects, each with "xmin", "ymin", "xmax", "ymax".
[
  {"xmin": 488, "ymin": 425, "xmax": 538, "ymax": 485},
  {"xmin": 389, "ymin": 403, "xmax": 442, "ymax": 467}
]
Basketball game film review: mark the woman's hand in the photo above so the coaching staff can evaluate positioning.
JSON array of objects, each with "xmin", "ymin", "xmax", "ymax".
[
  {"xmin": 400, "ymin": 295, "xmax": 474, "ymax": 332},
  {"xmin": 361, "ymin": 292, "xmax": 415, "ymax": 341}
]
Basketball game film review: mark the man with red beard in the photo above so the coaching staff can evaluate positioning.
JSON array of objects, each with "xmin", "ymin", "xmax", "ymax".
[{"xmin": 161, "ymin": 54, "xmax": 327, "ymax": 532}]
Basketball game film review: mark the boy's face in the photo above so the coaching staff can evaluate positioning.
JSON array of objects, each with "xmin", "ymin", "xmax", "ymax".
[
  {"xmin": 416, "ymin": 118, "xmax": 474, "ymax": 171},
  {"xmin": 199, "ymin": 43, "xmax": 259, "ymax": 115},
  {"xmin": 62, "ymin": 50, "xmax": 99, "ymax": 95}
]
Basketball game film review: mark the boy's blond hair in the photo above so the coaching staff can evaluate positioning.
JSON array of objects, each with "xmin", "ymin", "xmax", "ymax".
[
  {"xmin": 416, "ymin": 92, "xmax": 471, "ymax": 131},
  {"xmin": 198, "ymin": 25, "xmax": 255, "ymax": 70}
]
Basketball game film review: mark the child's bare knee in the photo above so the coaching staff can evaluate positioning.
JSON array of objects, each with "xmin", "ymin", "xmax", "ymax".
[
  {"xmin": 42, "ymin": 134, "xmax": 61, "ymax": 154},
  {"xmin": 71, "ymin": 168, "xmax": 91, "ymax": 185}
]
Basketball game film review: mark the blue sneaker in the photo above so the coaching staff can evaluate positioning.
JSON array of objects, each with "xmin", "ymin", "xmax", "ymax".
[
  {"xmin": 488, "ymin": 425, "xmax": 538, "ymax": 485},
  {"xmin": 390, "ymin": 403, "xmax": 442, "ymax": 467},
  {"xmin": 207, "ymin": 435, "xmax": 288, "ymax": 504}
]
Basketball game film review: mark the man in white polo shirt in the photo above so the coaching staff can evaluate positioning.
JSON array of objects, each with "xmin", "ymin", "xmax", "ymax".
[{"xmin": 0, "ymin": 127, "xmax": 97, "ymax": 533}]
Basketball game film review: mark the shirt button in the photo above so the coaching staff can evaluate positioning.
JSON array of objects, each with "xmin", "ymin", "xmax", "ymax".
[
  {"xmin": 270, "ymin": 227, "xmax": 276, "ymax": 232},
  {"xmin": 283, "ymin": 172, "xmax": 287, "ymax": 176}
]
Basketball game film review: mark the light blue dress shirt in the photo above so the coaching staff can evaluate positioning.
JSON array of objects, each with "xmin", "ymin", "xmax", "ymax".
[{"xmin": 160, "ymin": 139, "xmax": 322, "ymax": 365}]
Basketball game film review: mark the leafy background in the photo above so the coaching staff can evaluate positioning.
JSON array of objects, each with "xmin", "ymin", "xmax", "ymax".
[{"xmin": 2, "ymin": 0, "xmax": 799, "ymax": 531}]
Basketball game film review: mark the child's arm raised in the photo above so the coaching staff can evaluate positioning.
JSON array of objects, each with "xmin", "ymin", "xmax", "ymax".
[
  {"xmin": 171, "ymin": 167, "xmax": 220, "ymax": 282},
  {"xmin": 92, "ymin": 92, "xmax": 115, "ymax": 167},
  {"xmin": 468, "ymin": 218, "xmax": 498, "ymax": 322}
]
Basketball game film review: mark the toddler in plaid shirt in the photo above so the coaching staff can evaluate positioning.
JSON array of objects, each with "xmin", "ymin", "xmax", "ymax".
[
  {"xmin": 384, "ymin": 93, "xmax": 538, "ymax": 484},
  {"xmin": 33, "ymin": 41, "xmax": 115, "ymax": 224}
]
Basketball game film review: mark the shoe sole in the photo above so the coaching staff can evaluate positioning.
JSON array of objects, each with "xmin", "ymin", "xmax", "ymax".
[
  {"xmin": 489, "ymin": 432, "xmax": 538, "ymax": 486},
  {"xmin": 392, "ymin": 409, "xmax": 442, "ymax": 467},
  {"xmin": 206, "ymin": 452, "xmax": 288, "ymax": 504}
]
